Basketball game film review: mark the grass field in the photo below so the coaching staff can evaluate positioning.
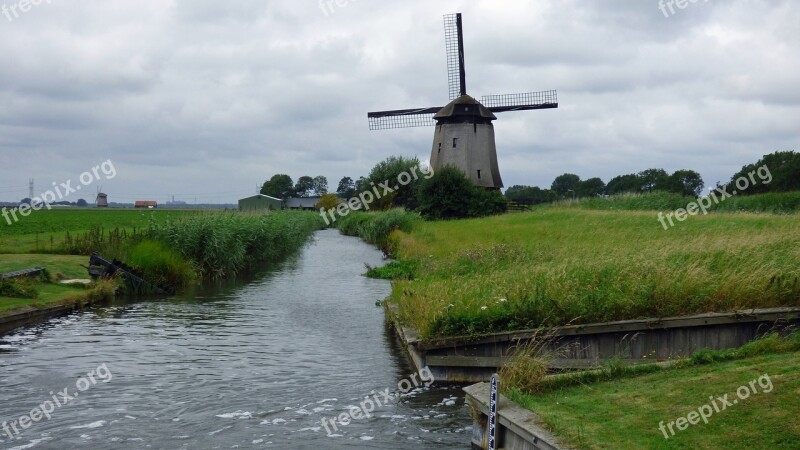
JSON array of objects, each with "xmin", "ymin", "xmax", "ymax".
[
  {"xmin": 385, "ymin": 208, "xmax": 800, "ymax": 338},
  {"xmin": 507, "ymin": 347, "xmax": 800, "ymax": 449},
  {"xmin": 0, "ymin": 208, "xmax": 196, "ymax": 253}
]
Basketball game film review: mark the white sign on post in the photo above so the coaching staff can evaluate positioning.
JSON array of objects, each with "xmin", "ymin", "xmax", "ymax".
[{"xmin": 489, "ymin": 374, "xmax": 499, "ymax": 450}]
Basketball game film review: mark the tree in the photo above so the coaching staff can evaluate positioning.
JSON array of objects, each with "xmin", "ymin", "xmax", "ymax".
[
  {"xmin": 355, "ymin": 176, "xmax": 369, "ymax": 193},
  {"xmin": 666, "ymin": 170, "xmax": 704, "ymax": 196},
  {"xmin": 577, "ymin": 177, "xmax": 606, "ymax": 197},
  {"xmin": 606, "ymin": 174, "xmax": 641, "ymax": 195},
  {"xmin": 504, "ymin": 185, "xmax": 557, "ymax": 205},
  {"xmin": 294, "ymin": 176, "xmax": 315, "ymax": 198},
  {"xmin": 312, "ymin": 176, "xmax": 328, "ymax": 196},
  {"xmin": 362, "ymin": 156, "xmax": 424, "ymax": 210},
  {"xmin": 337, "ymin": 177, "xmax": 356, "ymax": 199},
  {"xmin": 638, "ymin": 169, "xmax": 669, "ymax": 193},
  {"xmin": 261, "ymin": 174, "xmax": 294, "ymax": 200},
  {"xmin": 417, "ymin": 166, "xmax": 507, "ymax": 220},
  {"xmin": 551, "ymin": 174, "xmax": 581, "ymax": 196},
  {"xmin": 315, "ymin": 193, "xmax": 341, "ymax": 211},
  {"xmin": 727, "ymin": 151, "xmax": 800, "ymax": 194},
  {"xmin": 76, "ymin": 198, "xmax": 88, "ymax": 207}
]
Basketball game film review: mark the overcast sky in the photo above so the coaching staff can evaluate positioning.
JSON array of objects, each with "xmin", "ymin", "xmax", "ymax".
[{"xmin": 0, "ymin": 0, "xmax": 797, "ymax": 204}]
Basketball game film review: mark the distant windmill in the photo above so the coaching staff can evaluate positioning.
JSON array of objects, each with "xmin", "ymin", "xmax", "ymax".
[
  {"xmin": 368, "ymin": 13, "xmax": 558, "ymax": 189},
  {"xmin": 96, "ymin": 186, "xmax": 108, "ymax": 208}
]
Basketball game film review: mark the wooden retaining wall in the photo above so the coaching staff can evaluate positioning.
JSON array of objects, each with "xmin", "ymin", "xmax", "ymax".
[
  {"xmin": 0, "ymin": 304, "xmax": 80, "ymax": 336},
  {"xmin": 392, "ymin": 307, "xmax": 800, "ymax": 383},
  {"xmin": 464, "ymin": 382, "xmax": 567, "ymax": 450},
  {"xmin": 0, "ymin": 267, "xmax": 45, "ymax": 280}
]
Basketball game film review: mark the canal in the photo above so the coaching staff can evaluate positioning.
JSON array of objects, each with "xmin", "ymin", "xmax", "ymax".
[{"xmin": 0, "ymin": 229, "xmax": 471, "ymax": 449}]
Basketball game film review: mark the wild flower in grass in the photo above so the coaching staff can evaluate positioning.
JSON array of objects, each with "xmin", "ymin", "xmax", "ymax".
[{"xmin": 481, "ymin": 306, "xmax": 488, "ymax": 311}]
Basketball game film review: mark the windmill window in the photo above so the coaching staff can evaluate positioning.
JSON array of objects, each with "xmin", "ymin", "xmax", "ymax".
[
  {"xmin": 453, "ymin": 138, "xmax": 458, "ymax": 148},
  {"xmin": 477, "ymin": 170, "xmax": 481, "ymax": 179},
  {"xmin": 438, "ymin": 142, "xmax": 442, "ymax": 153}
]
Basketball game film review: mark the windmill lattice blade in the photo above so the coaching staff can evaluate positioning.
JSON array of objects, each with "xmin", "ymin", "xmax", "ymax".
[
  {"xmin": 444, "ymin": 14, "xmax": 465, "ymax": 100},
  {"xmin": 367, "ymin": 112, "xmax": 437, "ymax": 130},
  {"xmin": 482, "ymin": 90, "xmax": 558, "ymax": 112}
]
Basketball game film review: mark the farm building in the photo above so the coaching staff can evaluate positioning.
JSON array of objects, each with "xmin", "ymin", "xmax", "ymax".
[
  {"xmin": 135, "ymin": 200, "xmax": 158, "ymax": 209},
  {"xmin": 239, "ymin": 195, "xmax": 283, "ymax": 212},
  {"xmin": 285, "ymin": 197, "xmax": 323, "ymax": 210}
]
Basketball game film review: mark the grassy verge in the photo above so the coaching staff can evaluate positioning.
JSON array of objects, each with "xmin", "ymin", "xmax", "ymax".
[
  {"xmin": 505, "ymin": 335, "xmax": 800, "ymax": 449},
  {"xmin": 383, "ymin": 208, "xmax": 800, "ymax": 339},
  {"xmin": 0, "ymin": 278, "xmax": 116, "ymax": 316}
]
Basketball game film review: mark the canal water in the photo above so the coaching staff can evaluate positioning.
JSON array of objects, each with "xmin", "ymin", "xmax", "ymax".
[{"xmin": 0, "ymin": 229, "xmax": 471, "ymax": 449}]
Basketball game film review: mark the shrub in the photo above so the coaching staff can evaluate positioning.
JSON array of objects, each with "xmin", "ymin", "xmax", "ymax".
[{"xmin": 417, "ymin": 166, "xmax": 508, "ymax": 220}]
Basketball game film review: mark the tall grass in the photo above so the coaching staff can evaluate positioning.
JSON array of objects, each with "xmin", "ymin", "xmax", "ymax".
[
  {"xmin": 387, "ymin": 208, "xmax": 800, "ymax": 338},
  {"xmin": 710, "ymin": 191, "xmax": 800, "ymax": 214},
  {"xmin": 125, "ymin": 240, "xmax": 197, "ymax": 292},
  {"xmin": 336, "ymin": 210, "xmax": 419, "ymax": 255},
  {"xmin": 148, "ymin": 211, "xmax": 323, "ymax": 279},
  {"xmin": 565, "ymin": 191, "xmax": 800, "ymax": 214}
]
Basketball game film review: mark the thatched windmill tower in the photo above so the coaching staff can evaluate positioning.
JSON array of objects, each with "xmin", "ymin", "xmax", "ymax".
[{"xmin": 368, "ymin": 13, "xmax": 558, "ymax": 189}]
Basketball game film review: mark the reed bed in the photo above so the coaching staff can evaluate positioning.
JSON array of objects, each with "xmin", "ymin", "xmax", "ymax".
[{"xmin": 148, "ymin": 211, "xmax": 324, "ymax": 279}]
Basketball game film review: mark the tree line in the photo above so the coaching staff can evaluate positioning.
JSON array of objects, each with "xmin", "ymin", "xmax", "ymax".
[
  {"xmin": 260, "ymin": 175, "xmax": 329, "ymax": 199},
  {"xmin": 261, "ymin": 156, "xmax": 507, "ymax": 219},
  {"xmin": 506, "ymin": 151, "xmax": 800, "ymax": 205}
]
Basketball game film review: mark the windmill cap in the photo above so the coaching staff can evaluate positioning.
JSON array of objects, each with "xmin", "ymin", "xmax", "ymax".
[{"xmin": 434, "ymin": 95, "xmax": 497, "ymax": 121}]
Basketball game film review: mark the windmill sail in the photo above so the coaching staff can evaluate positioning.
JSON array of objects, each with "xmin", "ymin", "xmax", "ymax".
[
  {"xmin": 367, "ymin": 107, "xmax": 441, "ymax": 130},
  {"xmin": 444, "ymin": 13, "xmax": 467, "ymax": 100},
  {"xmin": 482, "ymin": 91, "xmax": 559, "ymax": 113}
]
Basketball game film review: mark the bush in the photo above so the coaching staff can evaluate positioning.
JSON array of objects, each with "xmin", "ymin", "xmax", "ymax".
[{"xmin": 417, "ymin": 166, "xmax": 507, "ymax": 220}]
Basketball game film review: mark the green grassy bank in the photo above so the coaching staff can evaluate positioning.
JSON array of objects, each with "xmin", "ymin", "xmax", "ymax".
[
  {"xmin": 503, "ymin": 333, "xmax": 800, "ymax": 449},
  {"xmin": 364, "ymin": 208, "xmax": 800, "ymax": 339}
]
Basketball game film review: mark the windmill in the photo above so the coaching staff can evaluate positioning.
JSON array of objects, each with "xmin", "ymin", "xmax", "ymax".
[
  {"xmin": 95, "ymin": 186, "xmax": 108, "ymax": 208},
  {"xmin": 367, "ymin": 13, "xmax": 558, "ymax": 190}
]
